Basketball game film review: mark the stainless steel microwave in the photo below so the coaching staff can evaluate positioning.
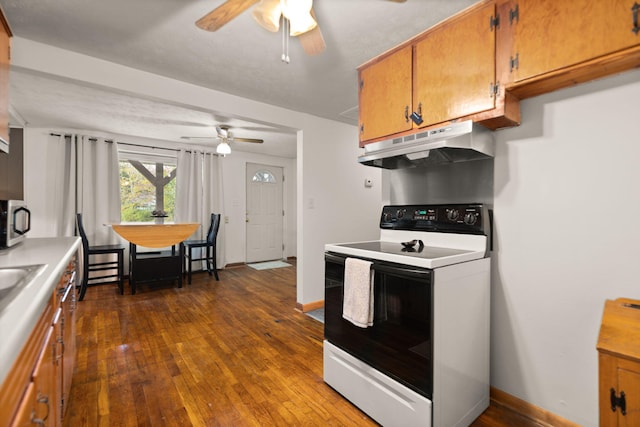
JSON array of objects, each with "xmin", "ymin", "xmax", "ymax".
[{"xmin": 0, "ymin": 200, "xmax": 31, "ymax": 248}]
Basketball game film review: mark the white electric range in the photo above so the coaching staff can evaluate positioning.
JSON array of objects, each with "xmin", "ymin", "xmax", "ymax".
[{"xmin": 324, "ymin": 203, "xmax": 491, "ymax": 427}]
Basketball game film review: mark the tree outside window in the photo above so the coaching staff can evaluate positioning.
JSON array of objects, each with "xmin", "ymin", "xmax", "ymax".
[{"xmin": 120, "ymin": 160, "xmax": 176, "ymax": 222}]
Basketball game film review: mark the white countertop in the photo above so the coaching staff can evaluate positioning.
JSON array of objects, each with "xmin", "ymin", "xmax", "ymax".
[{"xmin": 0, "ymin": 237, "xmax": 81, "ymax": 387}]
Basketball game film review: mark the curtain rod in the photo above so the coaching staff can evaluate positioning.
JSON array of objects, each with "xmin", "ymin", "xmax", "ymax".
[{"xmin": 49, "ymin": 132, "xmax": 192, "ymax": 153}]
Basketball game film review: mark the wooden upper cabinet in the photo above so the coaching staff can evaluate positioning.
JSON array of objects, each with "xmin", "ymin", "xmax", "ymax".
[
  {"xmin": 358, "ymin": 45, "xmax": 412, "ymax": 145},
  {"xmin": 357, "ymin": 0, "xmax": 520, "ymax": 146},
  {"xmin": 413, "ymin": 1, "xmax": 497, "ymax": 127},
  {"xmin": 0, "ymin": 8, "xmax": 11, "ymax": 149},
  {"xmin": 505, "ymin": 0, "xmax": 640, "ymax": 97}
]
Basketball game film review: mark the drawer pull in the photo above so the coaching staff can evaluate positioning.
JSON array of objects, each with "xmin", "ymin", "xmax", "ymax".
[{"xmin": 31, "ymin": 393, "xmax": 50, "ymax": 425}]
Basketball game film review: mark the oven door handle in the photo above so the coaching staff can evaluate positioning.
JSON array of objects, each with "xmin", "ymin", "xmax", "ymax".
[
  {"xmin": 373, "ymin": 263, "xmax": 431, "ymax": 279},
  {"xmin": 325, "ymin": 252, "xmax": 431, "ymax": 280}
]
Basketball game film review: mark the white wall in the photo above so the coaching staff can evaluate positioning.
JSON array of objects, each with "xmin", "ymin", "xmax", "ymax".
[
  {"xmin": 221, "ymin": 151, "xmax": 297, "ymax": 264},
  {"xmin": 297, "ymin": 116, "xmax": 383, "ymax": 304},
  {"xmin": 491, "ymin": 68, "xmax": 640, "ymax": 426}
]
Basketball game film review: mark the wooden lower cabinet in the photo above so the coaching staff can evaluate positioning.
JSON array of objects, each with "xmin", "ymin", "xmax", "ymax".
[
  {"xmin": 0, "ymin": 256, "xmax": 77, "ymax": 427},
  {"xmin": 597, "ymin": 298, "xmax": 640, "ymax": 426},
  {"xmin": 59, "ymin": 282, "xmax": 76, "ymax": 420}
]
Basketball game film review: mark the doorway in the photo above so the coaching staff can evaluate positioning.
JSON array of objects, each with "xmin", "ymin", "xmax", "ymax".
[{"xmin": 246, "ymin": 163, "xmax": 284, "ymax": 263}]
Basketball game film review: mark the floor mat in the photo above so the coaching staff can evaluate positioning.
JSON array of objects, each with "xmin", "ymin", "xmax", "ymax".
[
  {"xmin": 306, "ymin": 308, "xmax": 324, "ymax": 323},
  {"xmin": 247, "ymin": 260, "xmax": 292, "ymax": 270}
]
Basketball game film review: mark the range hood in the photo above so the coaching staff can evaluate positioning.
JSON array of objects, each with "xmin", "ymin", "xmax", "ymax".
[{"xmin": 358, "ymin": 120, "xmax": 494, "ymax": 169}]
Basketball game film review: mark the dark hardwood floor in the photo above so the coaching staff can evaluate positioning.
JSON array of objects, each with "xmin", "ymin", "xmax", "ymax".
[{"xmin": 64, "ymin": 261, "xmax": 542, "ymax": 426}]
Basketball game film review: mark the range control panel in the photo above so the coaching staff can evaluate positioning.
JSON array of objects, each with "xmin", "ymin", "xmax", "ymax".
[{"xmin": 380, "ymin": 204, "xmax": 490, "ymax": 235}]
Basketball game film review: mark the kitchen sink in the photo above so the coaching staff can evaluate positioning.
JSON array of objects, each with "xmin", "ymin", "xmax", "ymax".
[{"xmin": 0, "ymin": 264, "xmax": 47, "ymax": 312}]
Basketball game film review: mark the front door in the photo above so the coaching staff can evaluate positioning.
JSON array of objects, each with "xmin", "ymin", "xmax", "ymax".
[{"xmin": 246, "ymin": 163, "xmax": 284, "ymax": 263}]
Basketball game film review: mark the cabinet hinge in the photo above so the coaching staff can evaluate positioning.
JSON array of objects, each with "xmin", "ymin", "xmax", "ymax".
[
  {"xmin": 490, "ymin": 14, "xmax": 500, "ymax": 31},
  {"xmin": 490, "ymin": 82, "xmax": 500, "ymax": 98},
  {"xmin": 510, "ymin": 4, "xmax": 519, "ymax": 25},
  {"xmin": 360, "ymin": 124, "xmax": 364, "ymax": 134},
  {"xmin": 359, "ymin": 79, "xmax": 364, "ymax": 91},
  {"xmin": 510, "ymin": 53, "xmax": 519, "ymax": 72},
  {"xmin": 610, "ymin": 388, "xmax": 627, "ymax": 415}
]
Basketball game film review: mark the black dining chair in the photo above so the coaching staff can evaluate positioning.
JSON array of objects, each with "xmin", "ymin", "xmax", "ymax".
[
  {"xmin": 76, "ymin": 213, "xmax": 125, "ymax": 301},
  {"xmin": 182, "ymin": 213, "xmax": 221, "ymax": 284}
]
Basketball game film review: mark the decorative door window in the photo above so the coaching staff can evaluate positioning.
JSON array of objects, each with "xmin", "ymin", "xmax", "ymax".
[{"xmin": 252, "ymin": 170, "xmax": 276, "ymax": 183}]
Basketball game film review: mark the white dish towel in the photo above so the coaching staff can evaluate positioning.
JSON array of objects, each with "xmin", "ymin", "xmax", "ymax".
[{"xmin": 342, "ymin": 257, "xmax": 374, "ymax": 328}]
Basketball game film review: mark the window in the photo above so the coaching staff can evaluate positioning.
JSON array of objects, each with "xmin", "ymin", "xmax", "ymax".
[
  {"xmin": 120, "ymin": 160, "xmax": 176, "ymax": 222},
  {"xmin": 252, "ymin": 170, "xmax": 276, "ymax": 183}
]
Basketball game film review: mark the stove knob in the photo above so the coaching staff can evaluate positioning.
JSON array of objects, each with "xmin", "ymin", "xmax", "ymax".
[
  {"xmin": 396, "ymin": 209, "xmax": 406, "ymax": 219},
  {"xmin": 447, "ymin": 209, "xmax": 459, "ymax": 221},
  {"xmin": 382, "ymin": 212, "xmax": 393, "ymax": 222},
  {"xmin": 464, "ymin": 213, "xmax": 478, "ymax": 225}
]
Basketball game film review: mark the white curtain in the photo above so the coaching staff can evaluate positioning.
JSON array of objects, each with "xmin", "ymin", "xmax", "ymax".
[
  {"xmin": 175, "ymin": 149, "xmax": 203, "ymax": 226},
  {"xmin": 49, "ymin": 134, "xmax": 76, "ymax": 237},
  {"xmin": 76, "ymin": 136, "xmax": 121, "ymax": 245},
  {"xmin": 176, "ymin": 150, "xmax": 226, "ymax": 269},
  {"xmin": 203, "ymin": 153, "xmax": 226, "ymax": 269}
]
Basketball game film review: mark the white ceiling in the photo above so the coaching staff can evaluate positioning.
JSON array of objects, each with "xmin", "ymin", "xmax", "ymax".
[{"xmin": 0, "ymin": 0, "xmax": 476, "ymax": 158}]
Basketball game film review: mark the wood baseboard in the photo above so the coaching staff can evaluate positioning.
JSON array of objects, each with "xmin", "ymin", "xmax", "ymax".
[
  {"xmin": 295, "ymin": 300, "xmax": 324, "ymax": 313},
  {"xmin": 490, "ymin": 387, "xmax": 581, "ymax": 427}
]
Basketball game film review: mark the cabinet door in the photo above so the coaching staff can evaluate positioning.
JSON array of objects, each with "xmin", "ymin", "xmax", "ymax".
[
  {"xmin": 0, "ymin": 12, "xmax": 9, "ymax": 147},
  {"xmin": 9, "ymin": 383, "xmax": 36, "ymax": 427},
  {"xmin": 618, "ymin": 361, "xmax": 640, "ymax": 427},
  {"xmin": 358, "ymin": 45, "xmax": 412, "ymax": 144},
  {"xmin": 413, "ymin": 1, "xmax": 496, "ymax": 127},
  {"xmin": 27, "ymin": 326, "xmax": 57, "ymax": 427},
  {"xmin": 509, "ymin": 0, "xmax": 640, "ymax": 83},
  {"xmin": 60, "ymin": 281, "xmax": 76, "ymax": 419}
]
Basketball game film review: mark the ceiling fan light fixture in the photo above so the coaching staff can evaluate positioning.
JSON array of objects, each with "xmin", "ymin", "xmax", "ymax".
[
  {"xmin": 216, "ymin": 141, "xmax": 231, "ymax": 156},
  {"xmin": 252, "ymin": 0, "xmax": 282, "ymax": 32},
  {"xmin": 281, "ymin": 0, "xmax": 317, "ymax": 36}
]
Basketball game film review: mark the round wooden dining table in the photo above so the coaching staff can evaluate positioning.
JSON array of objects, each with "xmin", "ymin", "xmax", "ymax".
[{"xmin": 111, "ymin": 223, "xmax": 199, "ymax": 248}]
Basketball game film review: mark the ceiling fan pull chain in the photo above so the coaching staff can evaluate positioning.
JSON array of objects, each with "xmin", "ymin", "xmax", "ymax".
[{"xmin": 281, "ymin": 16, "xmax": 290, "ymax": 63}]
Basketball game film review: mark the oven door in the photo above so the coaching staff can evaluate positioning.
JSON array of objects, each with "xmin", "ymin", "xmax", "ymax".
[{"xmin": 324, "ymin": 251, "xmax": 433, "ymax": 398}]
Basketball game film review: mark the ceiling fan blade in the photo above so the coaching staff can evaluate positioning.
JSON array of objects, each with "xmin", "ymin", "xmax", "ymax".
[
  {"xmin": 298, "ymin": 8, "xmax": 325, "ymax": 55},
  {"xmin": 196, "ymin": 0, "xmax": 259, "ymax": 32},
  {"xmin": 233, "ymin": 137, "xmax": 264, "ymax": 144}
]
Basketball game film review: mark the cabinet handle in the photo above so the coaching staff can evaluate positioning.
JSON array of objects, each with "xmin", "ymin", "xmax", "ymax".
[
  {"xmin": 409, "ymin": 103, "xmax": 423, "ymax": 125},
  {"xmin": 404, "ymin": 106, "xmax": 409, "ymax": 123},
  {"xmin": 610, "ymin": 388, "xmax": 627, "ymax": 415},
  {"xmin": 633, "ymin": 2, "xmax": 640, "ymax": 35},
  {"xmin": 31, "ymin": 393, "xmax": 50, "ymax": 425}
]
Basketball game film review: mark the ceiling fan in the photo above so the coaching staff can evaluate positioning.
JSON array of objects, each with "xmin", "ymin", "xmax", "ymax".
[
  {"xmin": 182, "ymin": 125, "xmax": 263, "ymax": 156},
  {"xmin": 195, "ymin": 0, "xmax": 407, "ymax": 56}
]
